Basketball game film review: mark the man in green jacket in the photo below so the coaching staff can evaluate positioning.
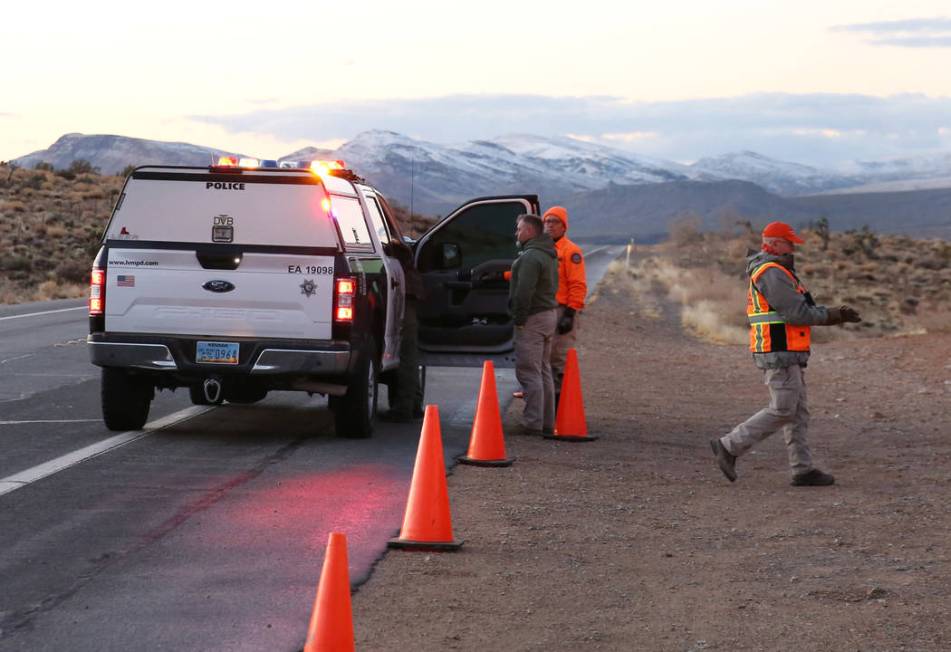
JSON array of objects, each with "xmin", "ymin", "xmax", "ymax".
[{"xmin": 510, "ymin": 214, "xmax": 559, "ymax": 436}]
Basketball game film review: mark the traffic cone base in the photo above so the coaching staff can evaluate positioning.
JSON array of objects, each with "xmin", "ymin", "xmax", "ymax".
[
  {"xmin": 458, "ymin": 454, "xmax": 514, "ymax": 467},
  {"xmin": 544, "ymin": 433, "xmax": 599, "ymax": 442},
  {"xmin": 387, "ymin": 536, "xmax": 464, "ymax": 551}
]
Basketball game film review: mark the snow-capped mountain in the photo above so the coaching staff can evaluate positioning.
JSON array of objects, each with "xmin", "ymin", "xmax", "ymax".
[
  {"xmin": 12, "ymin": 133, "xmax": 245, "ymax": 174},
  {"xmin": 689, "ymin": 151, "xmax": 859, "ymax": 196},
  {"xmin": 11, "ymin": 131, "xmax": 951, "ymax": 223},
  {"xmin": 273, "ymin": 130, "xmax": 694, "ymax": 213}
]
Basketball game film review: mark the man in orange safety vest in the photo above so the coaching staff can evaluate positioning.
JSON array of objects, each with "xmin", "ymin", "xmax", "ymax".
[
  {"xmin": 542, "ymin": 206, "xmax": 587, "ymax": 401},
  {"xmin": 710, "ymin": 221, "xmax": 861, "ymax": 486}
]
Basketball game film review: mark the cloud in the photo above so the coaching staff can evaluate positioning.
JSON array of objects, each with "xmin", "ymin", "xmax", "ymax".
[
  {"xmin": 832, "ymin": 16, "xmax": 951, "ymax": 48},
  {"xmin": 601, "ymin": 131, "xmax": 659, "ymax": 143},
  {"xmin": 192, "ymin": 93, "xmax": 951, "ymax": 167}
]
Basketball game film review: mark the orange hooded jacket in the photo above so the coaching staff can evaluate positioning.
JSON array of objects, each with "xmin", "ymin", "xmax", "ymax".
[{"xmin": 543, "ymin": 207, "xmax": 587, "ymax": 311}]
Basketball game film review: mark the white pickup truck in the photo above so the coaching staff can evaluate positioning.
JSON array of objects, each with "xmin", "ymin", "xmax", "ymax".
[{"xmin": 89, "ymin": 160, "xmax": 537, "ymax": 437}]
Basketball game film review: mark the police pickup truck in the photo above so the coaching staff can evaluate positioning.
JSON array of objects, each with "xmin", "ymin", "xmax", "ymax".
[{"xmin": 88, "ymin": 158, "xmax": 537, "ymax": 437}]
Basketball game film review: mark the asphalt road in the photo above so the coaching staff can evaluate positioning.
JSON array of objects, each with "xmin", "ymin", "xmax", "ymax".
[{"xmin": 0, "ymin": 245, "xmax": 621, "ymax": 651}]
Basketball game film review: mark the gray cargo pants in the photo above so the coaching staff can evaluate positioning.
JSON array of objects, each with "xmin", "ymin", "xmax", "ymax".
[
  {"xmin": 551, "ymin": 306, "xmax": 580, "ymax": 397},
  {"xmin": 721, "ymin": 364, "xmax": 813, "ymax": 474},
  {"xmin": 515, "ymin": 309, "xmax": 558, "ymax": 431}
]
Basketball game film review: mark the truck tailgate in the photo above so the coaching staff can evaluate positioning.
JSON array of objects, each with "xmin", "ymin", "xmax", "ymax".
[{"xmin": 105, "ymin": 248, "xmax": 334, "ymax": 340}]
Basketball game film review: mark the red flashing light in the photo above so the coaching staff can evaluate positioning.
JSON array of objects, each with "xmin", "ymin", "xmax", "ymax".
[
  {"xmin": 89, "ymin": 267, "xmax": 105, "ymax": 316},
  {"xmin": 216, "ymin": 156, "xmax": 239, "ymax": 167}
]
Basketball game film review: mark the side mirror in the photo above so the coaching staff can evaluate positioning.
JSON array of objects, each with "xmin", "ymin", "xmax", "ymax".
[{"xmin": 440, "ymin": 243, "xmax": 462, "ymax": 269}]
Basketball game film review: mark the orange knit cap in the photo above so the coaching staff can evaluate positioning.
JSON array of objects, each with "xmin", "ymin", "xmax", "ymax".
[
  {"xmin": 762, "ymin": 221, "xmax": 804, "ymax": 244},
  {"xmin": 543, "ymin": 206, "xmax": 568, "ymax": 228}
]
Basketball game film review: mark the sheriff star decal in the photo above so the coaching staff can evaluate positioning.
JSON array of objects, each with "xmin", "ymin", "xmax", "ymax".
[{"xmin": 300, "ymin": 278, "xmax": 317, "ymax": 298}]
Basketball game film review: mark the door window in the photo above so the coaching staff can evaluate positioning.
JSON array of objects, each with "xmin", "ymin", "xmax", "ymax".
[
  {"xmin": 364, "ymin": 195, "xmax": 393, "ymax": 245},
  {"xmin": 330, "ymin": 195, "xmax": 373, "ymax": 251},
  {"xmin": 417, "ymin": 202, "xmax": 522, "ymax": 273}
]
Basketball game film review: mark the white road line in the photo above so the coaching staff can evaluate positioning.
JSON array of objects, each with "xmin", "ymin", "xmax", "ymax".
[
  {"xmin": 0, "ymin": 306, "xmax": 86, "ymax": 322},
  {"xmin": 0, "ymin": 419, "xmax": 102, "ymax": 425},
  {"xmin": 0, "ymin": 406, "xmax": 214, "ymax": 498}
]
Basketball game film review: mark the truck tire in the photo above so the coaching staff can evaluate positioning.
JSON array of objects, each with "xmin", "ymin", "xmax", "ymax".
[
  {"xmin": 101, "ymin": 368, "xmax": 153, "ymax": 431},
  {"xmin": 386, "ymin": 365, "xmax": 426, "ymax": 414},
  {"xmin": 334, "ymin": 345, "xmax": 378, "ymax": 438}
]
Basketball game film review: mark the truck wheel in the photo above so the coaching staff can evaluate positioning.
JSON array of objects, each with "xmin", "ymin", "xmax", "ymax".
[
  {"xmin": 101, "ymin": 368, "xmax": 153, "ymax": 431},
  {"xmin": 334, "ymin": 346, "xmax": 378, "ymax": 438},
  {"xmin": 386, "ymin": 365, "xmax": 426, "ymax": 413}
]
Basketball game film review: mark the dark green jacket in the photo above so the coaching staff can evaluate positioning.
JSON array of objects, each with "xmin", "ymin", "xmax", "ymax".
[{"xmin": 509, "ymin": 234, "xmax": 558, "ymax": 325}]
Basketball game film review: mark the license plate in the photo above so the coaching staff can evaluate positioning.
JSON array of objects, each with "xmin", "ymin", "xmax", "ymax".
[{"xmin": 196, "ymin": 341, "xmax": 239, "ymax": 365}]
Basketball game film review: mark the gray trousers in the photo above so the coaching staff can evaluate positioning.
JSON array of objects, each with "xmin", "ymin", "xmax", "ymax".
[
  {"xmin": 515, "ymin": 309, "xmax": 557, "ymax": 431},
  {"xmin": 551, "ymin": 306, "xmax": 580, "ymax": 396},
  {"xmin": 721, "ymin": 365, "xmax": 813, "ymax": 474}
]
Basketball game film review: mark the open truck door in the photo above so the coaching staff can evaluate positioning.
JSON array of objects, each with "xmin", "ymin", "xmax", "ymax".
[{"xmin": 415, "ymin": 195, "xmax": 539, "ymax": 368}]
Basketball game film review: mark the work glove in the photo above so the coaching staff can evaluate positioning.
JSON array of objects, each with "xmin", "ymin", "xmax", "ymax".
[
  {"xmin": 828, "ymin": 305, "xmax": 862, "ymax": 325},
  {"xmin": 556, "ymin": 307, "xmax": 576, "ymax": 334}
]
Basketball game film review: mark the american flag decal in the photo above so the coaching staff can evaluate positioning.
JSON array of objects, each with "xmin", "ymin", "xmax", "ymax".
[{"xmin": 117, "ymin": 275, "xmax": 135, "ymax": 287}]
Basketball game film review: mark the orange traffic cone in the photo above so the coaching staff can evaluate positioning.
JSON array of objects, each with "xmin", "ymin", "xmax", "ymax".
[
  {"xmin": 388, "ymin": 405, "xmax": 463, "ymax": 551},
  {"xmin": 545, "ymin": 348, "xmax": 598, "ymax": 442},
  {"xmin": 459, "ymin": 360, "xmax": 514, "ymax": 467},
  {"xmin": 303, "ymin": 532, "xmax": 354, "ymax": 652}
]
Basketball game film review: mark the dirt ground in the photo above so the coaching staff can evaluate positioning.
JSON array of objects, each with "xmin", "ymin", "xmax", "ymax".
[{"xmin": 352, "ymin": 261, "xmax": 951, "ymax": 651}]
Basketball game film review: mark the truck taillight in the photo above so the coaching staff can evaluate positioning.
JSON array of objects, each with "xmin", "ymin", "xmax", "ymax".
[
  {"xmin": 334, "ymin": 277, "xmax": 355, "ymax": 322},
  {"xmin": 89, "ymin": 268, "xmax": 105, "ymax": 315}
]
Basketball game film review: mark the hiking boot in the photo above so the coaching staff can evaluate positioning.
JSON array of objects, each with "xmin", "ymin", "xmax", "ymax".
[
  {"xmin": 710, "ymin": 438, "xmax": 737, "ymax": 482},
  {"xmin": 791, "ymin": 469, "xmax": 835, "ymax": 486},
  {"xmin": 542, "ymin": 426, "xmax": 555, "ymax": 436}
]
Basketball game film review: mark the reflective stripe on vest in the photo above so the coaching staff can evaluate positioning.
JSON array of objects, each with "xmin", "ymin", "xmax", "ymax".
[{"xmin": 747, "ymin": 262, "xmax": 811, "ymax": 353}]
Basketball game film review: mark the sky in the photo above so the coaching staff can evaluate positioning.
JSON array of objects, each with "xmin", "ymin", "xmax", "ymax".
[{"xmin": 3, "ymin": 0, "xmax": 951, "ymax": 167}]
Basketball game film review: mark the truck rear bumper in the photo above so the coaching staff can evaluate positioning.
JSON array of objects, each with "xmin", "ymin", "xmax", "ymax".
[
  {"xmin": 88, "ymin": 341, "xmax": 178, "ymax": 370},
  {"xmin": 88, "ymin": 334, "xmax": 351, "ymax": 377}
]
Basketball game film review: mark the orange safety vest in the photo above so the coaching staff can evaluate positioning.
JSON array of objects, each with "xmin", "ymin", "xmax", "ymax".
[{"xmin": 747, "ymin": 262, "xmax": 811, "ymax": 353}]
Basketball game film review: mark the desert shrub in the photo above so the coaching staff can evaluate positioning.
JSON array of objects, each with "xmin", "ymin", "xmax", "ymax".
[
  {"xmin": 668, "ymin": 214, "xmax": 703, "ymax": 248},
  {"xmin": 119, "ymin": 164, "xmax": 137, "ymax": 178},
  {"xmin": 33, "ymin": 161, "xmax": 54, "ymax": 172},
  {"xmin": 55, "ymin": 169, "xmax": 76, "ymax": 181},
  {"xmin": 46, "ymin": 224, "xmax": 68, "ymax": 238},
  {"xmin": 2, "ymin": 256, "xmax": 32, "ymax": 272},
  {"xmin": 24, "ymin": 173, "xmax": 45, "ymax": 190},
  {"xmin": 2, "ymin": 200, "xmax": 27, "ymax": 213},
  {"xmin": 55, "ymin": 259, "xmax": 89, "ymax": 283},
  {"xmin": 68, "ymin": 159, "xmax": 99, "ymax": 175}
]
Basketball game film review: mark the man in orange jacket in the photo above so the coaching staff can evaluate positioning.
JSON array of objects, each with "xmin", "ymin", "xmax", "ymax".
[{"xmin": 542, "ymin": 206, "xmax": 587, "ymax": 399}]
